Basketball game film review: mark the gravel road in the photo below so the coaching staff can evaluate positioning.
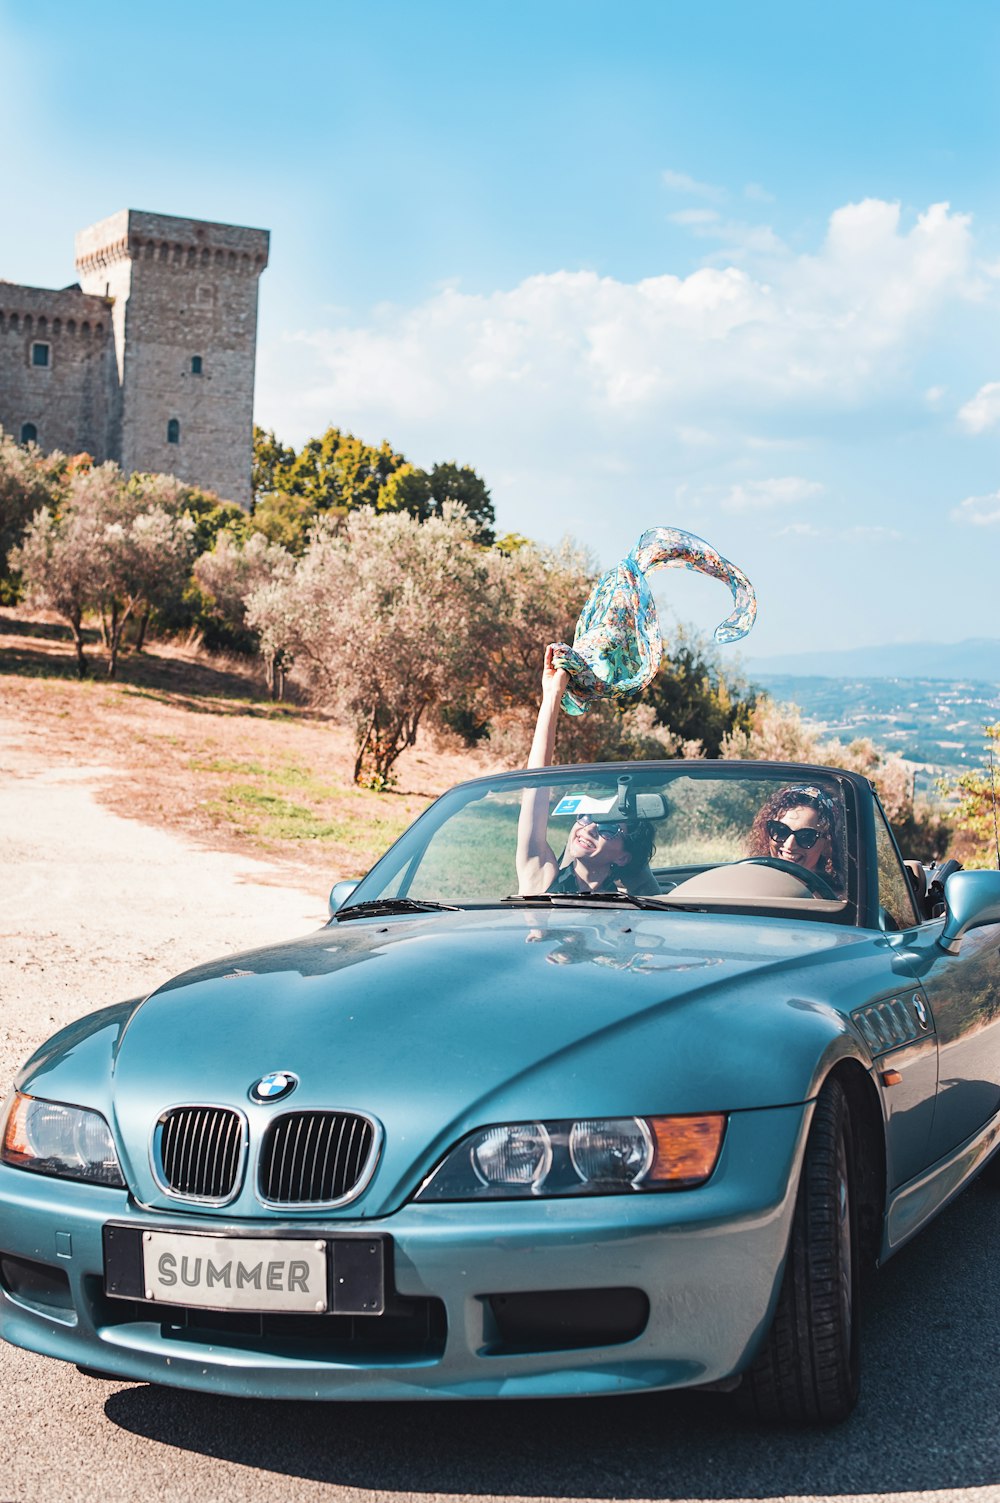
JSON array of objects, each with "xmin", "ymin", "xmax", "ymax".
[{"xmin": 3, "ymin": 723, "xmax": 1000, "ymax": 1503}]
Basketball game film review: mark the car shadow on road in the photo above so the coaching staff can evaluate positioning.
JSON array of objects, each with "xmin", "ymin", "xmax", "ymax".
[{"xmin": 104, "ymin": 1180, "xmax": 1000, "ymax": 1499}]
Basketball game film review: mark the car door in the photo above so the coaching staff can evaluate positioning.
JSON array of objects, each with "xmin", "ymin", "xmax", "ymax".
[
  {"xmin": 874, "ymin": 803, "xmax": 1000, "ymax": 1164},
  {"xmin": 920, "ymin": 922, "xmax": 1000, "ymax": 1161},
  {"xmin": 858, "ymin": 803, "xmax": 938, "ymax": 1188}
]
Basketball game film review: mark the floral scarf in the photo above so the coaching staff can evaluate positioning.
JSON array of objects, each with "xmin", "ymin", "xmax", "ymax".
[{"xmin": 550, "ymin": 526, "xmax": 757, "ymax": 715}]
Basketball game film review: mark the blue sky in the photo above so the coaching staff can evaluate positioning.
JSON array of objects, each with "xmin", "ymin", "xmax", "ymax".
[{"xmin": 2, "ymin": 0, "xmax": 999, "ymax": 656}]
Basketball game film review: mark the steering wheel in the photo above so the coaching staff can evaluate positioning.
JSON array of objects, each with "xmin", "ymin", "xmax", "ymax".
[{"xmin": 735, "ymin": 856, "xmax": 839, "ymax": 900}]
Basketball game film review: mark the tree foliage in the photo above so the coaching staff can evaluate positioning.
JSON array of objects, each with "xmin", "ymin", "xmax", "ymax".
[
  {"xmin": 0, "ymin": 429, "xmax": 90, "ymax": 595},
  {"xmin": 250, "ymin": 425, "xmax": 495, "ymax": 550},
  {"xmin": 127, "ymin": 472, "xmax": 246, "ymax": 556},
  {"xmin": 11, "ymin": 463, "xmax": 195, "ymax": 678},
  {"xmin": 947, "ymin": 722, "xmax": 1000, "ymax": 869},
  {"xmin": 10, "ymin": 503, "xmax": 109, "ymax": 676},
  {"xmin": 246, "ymin": 504, "xmax": 492, "ymax": 784},
  {"xmin": 194, "ymin": 531, "xmax": 295, "ymax": 691},
  {"xmin": 646, "ymin": 627, "xmax": 760, "ymax": 757},
  {"xmin": 377, "ymin": 461, "xmax": 495, "ymax": 544}
]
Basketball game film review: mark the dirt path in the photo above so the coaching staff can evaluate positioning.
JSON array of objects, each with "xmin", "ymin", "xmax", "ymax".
[{"xmin": 0, "ymin": 717, "xmax": 324, "ymax": 1093}]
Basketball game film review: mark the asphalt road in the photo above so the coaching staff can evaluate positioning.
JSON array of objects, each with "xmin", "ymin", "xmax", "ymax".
[{"xmin": 2, "ymin": 735, "xmax": 1000, "ymax": 1503}]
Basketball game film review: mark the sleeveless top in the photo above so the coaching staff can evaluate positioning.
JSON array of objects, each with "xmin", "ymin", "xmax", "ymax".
[{"xmin": 546, "ymin": 863, "xmax": 619, "ymax": 895}]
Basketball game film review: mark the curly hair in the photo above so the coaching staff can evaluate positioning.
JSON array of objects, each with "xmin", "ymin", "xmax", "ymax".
[
  {"xmin": 614, "ymin": 818, "xmax": 657, "ymax": 878},
  {"xmin": 747, "ymin": 785, "xmax": 845, "ymax": 893}
]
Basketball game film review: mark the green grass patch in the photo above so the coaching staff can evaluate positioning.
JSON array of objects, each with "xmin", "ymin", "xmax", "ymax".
[
  {"xmin": 189, "ymin": 756, "xmax": 272, "ymax": 776},
  {"xmin": 207, "ymin": 785, "xmax": 341, "ymax": 841},
  {"xmin": 205, "ymin": 780, "xmax": 414, "ymax": 852}
]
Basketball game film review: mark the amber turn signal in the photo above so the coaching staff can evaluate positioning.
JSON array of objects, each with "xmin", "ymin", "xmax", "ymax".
[
  {"xmin": 645, "ymin": 1113, "xmax": 726, "ymax": 1186},
  {"xmin": 1, "ymin": 1092, "xmax": 32, "ymax": 1162}
]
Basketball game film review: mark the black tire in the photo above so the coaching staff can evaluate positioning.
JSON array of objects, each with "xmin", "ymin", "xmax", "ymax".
[{"xmin": 738, "ymin": 1078, "xmax": 860, "ymax": 1425}]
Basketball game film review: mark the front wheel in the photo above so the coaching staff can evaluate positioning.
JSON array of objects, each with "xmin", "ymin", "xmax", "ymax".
[{"xmin": 738, "ymin": 1079, "xmax": 860, "ymax": 1424}]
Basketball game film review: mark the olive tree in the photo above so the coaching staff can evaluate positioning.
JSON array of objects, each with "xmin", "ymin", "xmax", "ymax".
[
  {"xmin": 12, "ymin": 463, "xmax": 196, "ymax": 678},
  {"xmin": 10, "ymin": 503, "xmax": 109, "ymax": 677},
  {"xmin": 195, "ymin": 531, "xmax": 295, "ymax": 695},
  {"xmin": 247, "ymin": 505, "xmax": 491, "ymax": 785},
  {"xmin": 0, "ymin": 429, "xmax": 64, "ymax": 587}
]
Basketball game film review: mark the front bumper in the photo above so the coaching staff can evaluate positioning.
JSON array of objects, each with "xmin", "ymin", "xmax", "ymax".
[{"xmin": 0, "ymin": 1101, "xmax": 810, "ymax": 1400}]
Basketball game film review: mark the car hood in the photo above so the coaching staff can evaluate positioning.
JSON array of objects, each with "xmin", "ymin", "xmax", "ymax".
[{"xmin": 23, "ymin": 907, "xmax": 876, "ymax": 1215}]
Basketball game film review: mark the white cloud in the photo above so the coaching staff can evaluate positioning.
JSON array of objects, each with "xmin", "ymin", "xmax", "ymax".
[
  {"xmin": 744, "ymin": 182, "xmax": 775, "ymax": 203},
  {"xmin": 952, "ymin": 491, "xmax": 1000, "ymax": 526},
  {"xmin": 671, "ymin": 213, "xmax": 787, "ymax": 258},
  {"xmin": 925, "ymin": 385, "xmax": 947, "ymax": 405},
  {"xmin": 257, "ymin": 197, "xmax": 985, "ymax": 565},
  {"xmin": 667, "ymin": 208, "xmax": 721, "ymax": 227},
  {"xmin": 848, "ymin": 524, "xmax": 904, "ymax": 541},
  {"xmin": 957, "ymin": 381, "xmax": 1000, "ymax": 433},
  {"xmin": 274, "ymin": 200, "xmax": 975, "ymax": 437},
  {"xmin": 661, "ymin": 168, "xmax": 724, "ymax": 201},
  {"xmin": 775, "ymin": 521, "xmax": 902, "ymax": 541},
  {"xmin": 722, "ymin": 477, "xmax": 824, "ymax": 513}
]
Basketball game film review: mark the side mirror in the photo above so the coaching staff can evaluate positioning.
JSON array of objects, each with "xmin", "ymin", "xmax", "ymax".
[
  {"xmin": 328, "ymin": 880, "xmax": 359, "ymax": 917},
  {"xmin": 938, "ymin": 869, "xmax": 1000, "ymax": 953}
]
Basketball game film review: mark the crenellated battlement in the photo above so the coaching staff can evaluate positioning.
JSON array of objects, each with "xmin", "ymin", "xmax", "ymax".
[
  {"xmin": 0, "ymin": 284, "xmax": 110, "ymax": 338},
  {"xmin": 74, "ymin": 210, "xmax": 269, "ymax": 279}
]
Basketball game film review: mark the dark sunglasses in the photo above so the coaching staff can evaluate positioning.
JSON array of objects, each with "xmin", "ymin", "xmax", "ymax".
[
  {"xmin": 767, "ymin": 818, "xmax": 822, "ymax": 851},
  {"xmin": 574, "ymin": 814, "xmax": 629, "ymax": 838}
]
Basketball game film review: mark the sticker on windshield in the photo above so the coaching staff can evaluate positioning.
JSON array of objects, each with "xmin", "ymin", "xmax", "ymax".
[{"xmin": 551, "ymin": 794, "xmax": 619, "ymax": 817}]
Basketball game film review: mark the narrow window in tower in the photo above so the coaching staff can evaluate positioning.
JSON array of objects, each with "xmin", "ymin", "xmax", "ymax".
[
  {"xmin": 20, "ymin": 423, "xmax": 38, "ymax": 445},
  {"xmin": 191, "ymin": 355, "xmax": 203, "ymax": 375},
  {"xmin": 167, "ymin": 418, "xmax": 181, "ymax": 444},
  {"xmin": 31, "ymin": 342, "xmax": 50, "ymax": 368}
]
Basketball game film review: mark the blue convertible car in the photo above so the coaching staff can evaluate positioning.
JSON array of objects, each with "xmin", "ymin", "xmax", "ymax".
[{"xmin": 3, "ymin": 759, "xmax": 1000, "ymax": 1424}]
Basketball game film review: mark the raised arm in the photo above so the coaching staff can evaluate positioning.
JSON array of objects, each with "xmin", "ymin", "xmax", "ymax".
[{"xmin": 515, "ymin": 646, "xmax": 568, "ymax": 892}]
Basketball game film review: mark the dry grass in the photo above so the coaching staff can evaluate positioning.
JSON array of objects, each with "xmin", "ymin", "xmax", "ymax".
[{"xmin": 0, "ymin": 607, "xmax": 490, "ymax": 887}]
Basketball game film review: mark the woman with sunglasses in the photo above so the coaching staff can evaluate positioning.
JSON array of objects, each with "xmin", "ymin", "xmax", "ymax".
[
  {"xmin": 746, "ymin": 785, "xmax": 845, "ymax": 895},
  {"xmin": 515, "ymin": 646, "xmax": 657, "ymax": 895}
]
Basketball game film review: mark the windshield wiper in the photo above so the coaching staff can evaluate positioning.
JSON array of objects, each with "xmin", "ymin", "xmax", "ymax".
[
  {"xmin": 334, "ymin": 898, "xmax": 461, "ymax": 922},
  {"xmin": 501, "ymin": 892, "xmax": 671, "ymax": 910}
]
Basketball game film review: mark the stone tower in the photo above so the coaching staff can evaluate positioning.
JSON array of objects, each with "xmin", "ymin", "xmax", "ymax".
[
  {"xmin": 75, "ymin": 211, "xmax": 270, "ymax": 507},
  {"xmin": 0, "ymin": 210, "xmax": 269, "ymax": 508}
]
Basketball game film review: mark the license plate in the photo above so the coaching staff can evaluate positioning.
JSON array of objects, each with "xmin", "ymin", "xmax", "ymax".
[{"xmin": 141, "ymin": 1230, "xmax": 329, "ymax": 1313}]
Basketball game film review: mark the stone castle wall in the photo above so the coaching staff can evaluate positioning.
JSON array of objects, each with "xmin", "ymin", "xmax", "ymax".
[
  {"xmin": 0, "ymin": 283, "xmax": 118, "ymax": 461},
  {"xmin": 0, "ymin": 209, "xmax": 269, "ymax": 507}
]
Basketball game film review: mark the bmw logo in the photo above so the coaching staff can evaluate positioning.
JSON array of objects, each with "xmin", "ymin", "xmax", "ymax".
[{"xmin": 250, "ymin": 1071, "xmax": 298, "ymax": 1103}]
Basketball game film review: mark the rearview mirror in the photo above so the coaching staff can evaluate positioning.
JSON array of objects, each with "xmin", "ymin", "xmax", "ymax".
[
  {"xmin": 635, "ymin": 793, "xmax": 668, "ymax": 820},
  {"xmin": 938, "ymin": 869, "xmax": 1000, "ymax": 954}
]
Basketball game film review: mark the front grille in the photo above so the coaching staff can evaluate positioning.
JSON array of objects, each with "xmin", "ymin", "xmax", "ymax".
[
  {"xmin": 259, "ymin": 1111, "xmax": 377, "ymax": 1205},
  {"xmin": 157, "ymin": 1106, "xmax": 245, "ymax": 1201}
]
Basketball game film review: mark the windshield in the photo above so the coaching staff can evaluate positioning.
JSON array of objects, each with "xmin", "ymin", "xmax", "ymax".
[{"xmin": 343, "ymin": 765, "xmax": 857, "ymax": 923}]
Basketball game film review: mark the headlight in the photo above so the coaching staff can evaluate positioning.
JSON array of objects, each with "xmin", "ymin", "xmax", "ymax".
[
  {"xmin": 1, "ymin": 1093, "xmax": 126, "ymax": 1188},
  {"xmin": 415, "ymin": 1113, "xmax": 725, "ymax": 1200}
]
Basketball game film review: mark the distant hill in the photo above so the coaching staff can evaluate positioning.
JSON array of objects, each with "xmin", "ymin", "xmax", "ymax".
[{"xmin": 744, "ymin": 638, "xmax": 1000, "ymax": 682}]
